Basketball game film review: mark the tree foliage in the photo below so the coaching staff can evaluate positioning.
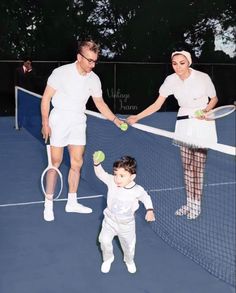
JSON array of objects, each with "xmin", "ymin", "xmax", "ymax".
[
  {"xmin": 0, "ymin": 0, "xmax": 235, "ymax": 61},
  {"xmin": 115, "ymin": 0, "xmax": 235, "ymax": 62}
]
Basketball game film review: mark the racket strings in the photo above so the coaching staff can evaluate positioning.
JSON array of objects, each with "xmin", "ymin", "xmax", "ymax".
[
  {"xmin": 43, "ymin": 168, "xmax": 62, "ymax": 199},
  {"xmin": 180, "ymin": 147, "xmax": 207, "ymax": 201},
  {"xmin": 207, "ymin": 105, "xmax": 236, "ymax": 120},
  {"xmin": 45, "ymin": 169, "xmax": 58, "ymax": 194}
]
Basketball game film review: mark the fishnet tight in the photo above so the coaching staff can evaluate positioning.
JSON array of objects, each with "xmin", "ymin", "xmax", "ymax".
[{"xmin": 180, "ymin": 146, "xmax": 207, "ymax": 202}]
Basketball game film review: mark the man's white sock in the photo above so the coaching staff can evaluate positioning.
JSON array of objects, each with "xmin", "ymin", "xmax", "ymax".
[
  {"xmin": 44, "ymin": 196, "xmax": 53, "ymax": 209},
  {"xmin": 67, "ymin": 193, "xmax": 78, "ymax": 205}
]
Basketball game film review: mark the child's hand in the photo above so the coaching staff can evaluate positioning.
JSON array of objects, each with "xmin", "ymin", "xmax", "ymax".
[
  {"xmin": 145, "ymin": 210, "xmax": 155, "ymax": 222},
  {"xmin": 93, "ymin": 153, "xmax": 99, "ymax": 165},
  {"xmin": 93, "ymin": 154, "xmax": 97, "ymax": 164}
]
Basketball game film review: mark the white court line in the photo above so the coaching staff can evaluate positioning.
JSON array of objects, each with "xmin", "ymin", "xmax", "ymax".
[
  {"xmin": 0, "ymin": 194, "xmax": 104, "ymax": 208},
  {"xmin": 1, "ymin": 182, "xmax": 234, "ymax": 207},
  {"xmin": 149, "ymin": 186, "xmax": 185, "ymax": 192},
  {"xmin": 148, "ymin": 181, "xmax": 236, "ymax": 193}
]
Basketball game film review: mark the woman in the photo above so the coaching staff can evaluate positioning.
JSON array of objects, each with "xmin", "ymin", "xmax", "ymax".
[{"xmin": 127, "ymin": 50, "xmax": 218, "ymax": 220}]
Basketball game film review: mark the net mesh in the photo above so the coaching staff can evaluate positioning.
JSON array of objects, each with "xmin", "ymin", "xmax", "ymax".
[{"xmin": 15, "ymin": 87, "xmax": 236, "ymax": 287}]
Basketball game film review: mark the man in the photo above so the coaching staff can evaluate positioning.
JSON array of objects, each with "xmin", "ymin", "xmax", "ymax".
[
  {"xmin": 41, "ymin": 39, "xmax": 123, "ymax": 221},
  {"xmin": 14, "ymin": 57, "xmax": 36, "ymax": 91}
]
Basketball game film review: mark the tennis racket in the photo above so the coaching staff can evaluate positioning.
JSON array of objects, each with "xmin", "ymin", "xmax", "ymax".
[
  {"xmin": 205, "ymin": 105, "xmax": 235, "ymax": 120},
  {"xmin": 178, "ymin": 105, "xmax": 235, "ymax": 121},
  {"xmin": 41, "ymin": 139, "xmax": 63, "ymax": 200}
]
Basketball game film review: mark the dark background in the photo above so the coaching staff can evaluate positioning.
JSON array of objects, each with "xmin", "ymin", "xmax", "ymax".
[
  {"xmin": 0, "ymin": 61, "xmax": 235, "ymax": 116},
  {"xmin": 0, "ymin": 0, "xmax": 235, "ymax": 115}
]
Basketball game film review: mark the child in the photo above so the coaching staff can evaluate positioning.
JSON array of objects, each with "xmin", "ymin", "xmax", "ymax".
[{"xmin": 93, "ymin": 154, "xmax": 155, "ymax": 274}]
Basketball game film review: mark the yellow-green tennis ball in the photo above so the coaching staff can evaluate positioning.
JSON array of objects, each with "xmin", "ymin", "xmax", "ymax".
[
  {"xmin": 120, "ymin": 123, "xmax": 128, "ymax": 131},
  {"xmin": 94, "ymin": 151, "xmax": 105, "ymax": 163},
  {"xmin": 194, "ymin": 110, "xmax": 204, "ymax": 117}
]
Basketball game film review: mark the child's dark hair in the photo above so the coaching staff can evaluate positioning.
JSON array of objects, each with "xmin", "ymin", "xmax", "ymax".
[{"xmin": 113, "ymin": 156, "xmax": 137, "ymax": 175}]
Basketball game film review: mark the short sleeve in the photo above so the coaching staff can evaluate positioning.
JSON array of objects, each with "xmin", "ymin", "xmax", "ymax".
[
  {"xmin": 159, "ymin": 76, "xmax": 173, "ymax": 97},
  {"xmin": 47, "ymin": 68, "xmax": 60, "ymax": 90},
  {"xmin": 205, "ymin": 74, "xmax": 216, "ymax": 98},
  {"xmin": 90, "ymin": 74, "xmax": 103, "ymax": 99}
]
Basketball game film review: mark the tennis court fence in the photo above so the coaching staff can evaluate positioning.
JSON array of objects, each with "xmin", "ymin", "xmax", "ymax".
[
  {"xmin": 1, "ymin": 60, "xmax": 236, "ymax": 115},
  {"xmin": 15, "ymin": 87, "xmax": 236, "ymax": 287}
]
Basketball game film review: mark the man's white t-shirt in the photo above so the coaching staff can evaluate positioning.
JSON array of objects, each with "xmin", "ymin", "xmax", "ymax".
[
  {"xmin": 48, "ymin": 62, "xmax": 102, "ymax": 115},
  {"xmin": 47, "ymin": 62, "xmax": 103, "ymax": 146}
]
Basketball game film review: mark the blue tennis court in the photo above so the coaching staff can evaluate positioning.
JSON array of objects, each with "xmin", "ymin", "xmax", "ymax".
[{"xmin": 0, "ymin": 89, "xmax": 235, "ymax": 292}]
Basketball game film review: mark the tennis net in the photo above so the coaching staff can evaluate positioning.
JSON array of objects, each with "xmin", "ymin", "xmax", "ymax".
[{"xmin": 15, "ymin": 87, "xmax": 236, "ymax": 287}]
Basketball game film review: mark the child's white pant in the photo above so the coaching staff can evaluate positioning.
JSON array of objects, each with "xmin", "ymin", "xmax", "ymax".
[{"xmin": 99, "ymin": 211, "xmax": 136, "ymax": 264}]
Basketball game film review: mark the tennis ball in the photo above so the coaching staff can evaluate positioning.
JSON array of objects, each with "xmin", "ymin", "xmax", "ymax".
[
  {"xmin": 120, "ymin": 122, "xmax": 128, "ymax": 131},
  {"xmin": 94, "ymin": 150, "xmax": 105, "ymax": 163},
  {"xmin": 194, "ymin": 109, "xmax": 204, "ymax": 117}
]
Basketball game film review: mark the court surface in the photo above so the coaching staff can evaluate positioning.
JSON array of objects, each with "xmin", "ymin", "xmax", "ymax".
[{"xmin": 0, "ymin": 116, "xmax": 235, "ymax": 293}]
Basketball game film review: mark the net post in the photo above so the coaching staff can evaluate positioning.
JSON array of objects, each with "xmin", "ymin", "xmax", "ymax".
[{"xmin": 14, "ymin": 86, "xmax": 19, "ymax": 130}]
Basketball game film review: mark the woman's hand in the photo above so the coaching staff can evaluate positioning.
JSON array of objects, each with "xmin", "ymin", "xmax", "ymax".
[{"xmin": 126, "ymin": 115, "xmax": 139, "ymax": 125}]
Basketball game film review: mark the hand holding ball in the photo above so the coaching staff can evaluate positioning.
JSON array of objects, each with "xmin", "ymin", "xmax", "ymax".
[
  {"xmin": 194, "ymin": 109, "xmax": 204, "ymax": 118},
  {"xmin": 120, "ymin": 122, "xmax": 128, "ymax": 131},
  {"xmin": 93, "ymin": 151, "xmax": 105, "ymax": 164}
]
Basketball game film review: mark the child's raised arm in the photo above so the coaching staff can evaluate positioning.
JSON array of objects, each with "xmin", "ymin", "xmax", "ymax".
[{"xmin": 93, "ymin": 151, "xmax": 111, "ymax": 185}]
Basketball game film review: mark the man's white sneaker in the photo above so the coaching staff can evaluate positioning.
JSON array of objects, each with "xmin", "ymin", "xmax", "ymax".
[
  {"xmin": 125, "ymin": 261, "xmax": 136, "ymax": 273},
  {"xmin": 101, "ymin": 256, "xmax": 114, "ymax": 273},
  {"xmin": 43, "ymin": 208, "xmax": 54, "ymax": 221},
  {"xmin": 65, "ymin": 203, "xmax": 92, "ymax": 214}
]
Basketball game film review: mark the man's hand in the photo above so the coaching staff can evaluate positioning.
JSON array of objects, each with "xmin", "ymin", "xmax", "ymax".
[{"xmin": 41, "ymin": 124, "xmax": 51, "ymax": 143}]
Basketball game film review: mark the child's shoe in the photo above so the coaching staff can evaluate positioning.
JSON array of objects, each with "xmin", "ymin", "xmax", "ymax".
[
  {"xmin": 101, "ymin": 256, "xmax": 114, "ymax": 273},
  {"xmin": 125, "ymin": 261, "xmax": 136, "ymax": 273}
]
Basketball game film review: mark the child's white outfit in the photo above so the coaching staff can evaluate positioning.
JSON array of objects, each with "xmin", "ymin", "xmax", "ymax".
[{"xmin": 94, "ymin": 164, "xmax": 154, "ymax": 272}]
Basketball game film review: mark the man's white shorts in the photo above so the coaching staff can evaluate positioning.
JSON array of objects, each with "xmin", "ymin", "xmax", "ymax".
[{"xmin": 49, "ymin": 108, "xmax": 86, "ymax": 147}]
